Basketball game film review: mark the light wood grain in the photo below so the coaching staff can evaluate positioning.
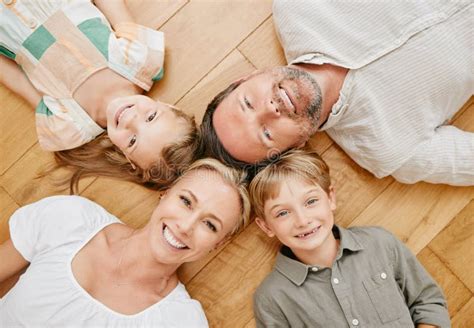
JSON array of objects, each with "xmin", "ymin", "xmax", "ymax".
[
  {"xmin": 322, "ymin": 144, "xmax": 393, "ymax": 227},
  {"xmin": 0, "ymin": 85, "xmax": 36, "ymax": 175},
  {"xmin": 238, "ymin": 17, "xmax": 286, "ymax": 69},
  {"xmin": 80, "ymin": 177, "xmax": 159, "ymax": 228},
  {"xmin": 417, "ymin": 247, "xmax": 471, "ymax": 317},
  {"xmin": 148, "ymin": 0, "xmax": 272, "ymax": 104},
  {"xmin": 451, "ymin": 297, "xmax": 474, "ymax": 328},
  {"xmin": 350, "ymin": 183, "xmax": 473, "ymax": 254},
  {"xmin": 0, "ymin": 143, "xmax": 95, "ymax": 205},
  {"xmin": 429, "ymin": 200, "xmax": 474, "ymax": 293},
  {"xmin": 126, "ymin": 0, "xmax": 188, "ymax": 29},
  {"xmin": 177, "ymin": 50, "xmax": 257, "ymax": 122}
]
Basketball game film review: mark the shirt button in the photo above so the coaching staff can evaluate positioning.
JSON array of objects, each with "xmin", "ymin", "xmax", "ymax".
[
  {"xmin": 352, "ymin": 319, "xmax": 359, "ymax": 326},
  {"xmin": 311, "ymin": 267, "xmax": 318, "ymax": 272},
  {"xmin": 381, "ymin": 272, "xmax": 387, "ymax": 280},
  {"xmin": 28, "ymin": 19, "xmax": 37, "ymax": 29},
  {"xmin": 333, "ymin": 278, "xmax": 339, "ymax": 284}
]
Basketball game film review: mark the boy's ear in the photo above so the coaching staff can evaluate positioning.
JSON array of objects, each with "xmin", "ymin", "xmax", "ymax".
[
  {"xmin": 255, "ymin": 217, "xmax": 275, "ymax": 238},
  {"xmin": 328, "ymin": 185, "xmax": 337, "ymax": 211}
]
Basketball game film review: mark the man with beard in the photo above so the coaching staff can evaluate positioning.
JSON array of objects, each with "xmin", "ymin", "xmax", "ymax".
[{"xmin": 200, "ymin": 0, "xmax": 473, "ymax": 186}]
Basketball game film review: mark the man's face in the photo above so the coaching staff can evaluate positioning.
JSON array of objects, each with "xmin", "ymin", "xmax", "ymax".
[{"xmin": 213, "ymin": 66, "xmax": 322, "ymax": 163}]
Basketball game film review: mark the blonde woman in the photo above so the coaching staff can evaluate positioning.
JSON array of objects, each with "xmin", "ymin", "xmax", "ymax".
[
  {"xmin": 0, "ymin": 159, "xmax": 250, "ymax": 327},
  {"xmin": 0, "ymin": 0, "xmax": 200, "ymax": 192}
]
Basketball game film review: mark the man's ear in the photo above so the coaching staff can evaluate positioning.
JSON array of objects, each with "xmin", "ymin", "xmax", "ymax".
[
  {"xmin": 255, "ymin": 217, "xmax": 275, "ymax": 238},
  {"xmin": 328, "ymin": 185, "xmax": 337, "ymax": 211}
]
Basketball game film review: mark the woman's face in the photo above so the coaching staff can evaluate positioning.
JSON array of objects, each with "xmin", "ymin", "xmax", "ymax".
[{"xmin": 147, "ymin": 169, "xmax": 241, "ymax": 264}]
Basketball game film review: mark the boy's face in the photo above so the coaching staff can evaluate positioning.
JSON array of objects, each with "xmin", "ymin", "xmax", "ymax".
[{"xmin": 255, "ymin": 178, "xmax": 336, "ymax": 254}]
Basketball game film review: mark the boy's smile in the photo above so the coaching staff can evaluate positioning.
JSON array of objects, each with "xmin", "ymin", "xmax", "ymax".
[{"xmin": 255, "ymin": 178, "xmax": 337, "ymax": 264}]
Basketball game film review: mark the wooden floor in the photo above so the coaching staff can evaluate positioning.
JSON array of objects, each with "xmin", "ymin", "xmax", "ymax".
[{"xmin": 1, "ymin": 1, "xmax": 473, "ymax": 327}]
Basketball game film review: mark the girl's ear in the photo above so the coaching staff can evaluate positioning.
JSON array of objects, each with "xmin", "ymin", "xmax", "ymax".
[{"xmin": 255, "ymin": 217, "xmax": 275, "ymax": 238}]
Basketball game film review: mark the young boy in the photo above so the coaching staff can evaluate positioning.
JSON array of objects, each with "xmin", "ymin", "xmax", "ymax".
[{"xmin": 249, "ymin": 149, "xmax": 450, "ymax": 328}]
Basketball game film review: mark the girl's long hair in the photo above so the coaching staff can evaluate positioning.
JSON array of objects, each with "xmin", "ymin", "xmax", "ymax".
[{"xmin": 49, "ymin": 110, "xmax": 201, "ymax": 194}]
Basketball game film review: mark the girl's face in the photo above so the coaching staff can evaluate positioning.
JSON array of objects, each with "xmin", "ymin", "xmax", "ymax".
[
  {"xmin": 146, "ymin": 169, "xmax": 241, "ymax": 264},
  {"xmin": 106, "ymin": 95, "xmax": 188, "ymax": 169}
]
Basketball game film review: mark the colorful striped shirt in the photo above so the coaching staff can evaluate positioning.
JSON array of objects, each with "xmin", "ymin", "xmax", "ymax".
[{"xmin": 0, "ymin": 0, "xmax": 165, "ymax": 151}]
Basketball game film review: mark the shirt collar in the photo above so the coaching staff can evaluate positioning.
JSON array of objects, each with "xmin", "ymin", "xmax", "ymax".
[{"xmin": 274, "ymin": 225, "xmax": 364, "ymax": 286}]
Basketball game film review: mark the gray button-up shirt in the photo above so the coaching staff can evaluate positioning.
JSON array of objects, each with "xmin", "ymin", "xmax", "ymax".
[{"xmin": 254, "ymin": 226, "xmax": 450, "ymax": 328}]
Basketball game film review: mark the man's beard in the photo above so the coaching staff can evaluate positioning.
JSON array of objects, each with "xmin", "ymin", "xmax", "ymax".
[{"xmin": 274, "ymin": 66, "xmax": 322, "ymax": 141}]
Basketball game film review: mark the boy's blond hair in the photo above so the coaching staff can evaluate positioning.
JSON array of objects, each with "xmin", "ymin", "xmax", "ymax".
[{"xmin": 249, "ymin": 149, "xmax": 331, "ymax": 220}]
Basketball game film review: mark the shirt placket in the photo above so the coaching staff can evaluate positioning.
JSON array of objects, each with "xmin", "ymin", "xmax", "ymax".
[{"xmin": 331, "ymin": 265, "xmax": 362, "ymax": 327}]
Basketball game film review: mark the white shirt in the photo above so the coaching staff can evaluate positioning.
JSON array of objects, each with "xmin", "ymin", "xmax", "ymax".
[
  {"xmin": 273, "ymin": 0, "xmax": 474, "ymax": 185},
  {"xmin": 0, "ymin": 196, "xmax": 209, "ymax": 328}
]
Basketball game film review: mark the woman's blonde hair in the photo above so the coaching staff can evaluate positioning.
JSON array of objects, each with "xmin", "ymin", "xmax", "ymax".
[
  {"xmin": 174, "ymin": 158, "xmax": 251, "ymax": 236},
  {"xmin": 249, "ymin": 149, "xmax": 331, "ymax": 220},
  {"xmin": 52, "ymin": 109, "xmax": 201, "ymax": 194}
]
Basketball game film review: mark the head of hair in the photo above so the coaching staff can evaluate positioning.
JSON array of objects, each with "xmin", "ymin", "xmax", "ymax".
[
  {"xmin": 52, "ymin": 109, "xmax": 202, "ymax": 194},
  {"xmin": 249, "ymin": 149, "xmax": 331, "ymax": 220},
  {"xmin": 199, "ymin": 80, "xmax": 252, "ymax": 170},
  {"xmin": 172, "ymin": 158, "xmax": 251, "ymax": 236},
  {"xmin": 199, "ymin": 79, "xmax": 293, "ymax": 179}
]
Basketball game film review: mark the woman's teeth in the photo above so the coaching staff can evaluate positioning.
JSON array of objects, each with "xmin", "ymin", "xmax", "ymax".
[{"xmin": 163, "ymin": 226, "xmax": 188, "ymax": 249}]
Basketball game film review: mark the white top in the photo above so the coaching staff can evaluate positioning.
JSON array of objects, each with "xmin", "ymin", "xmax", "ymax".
[
  {"xmin": 0, "ymin": 196, "xmax": 209, "ymax": 328},
  {"xmin": 273, "ymin": 0, "xmax": 474, "ymax": 185}
]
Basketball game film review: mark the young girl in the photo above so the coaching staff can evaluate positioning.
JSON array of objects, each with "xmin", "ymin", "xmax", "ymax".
[{"xmin": 0, "ymin": 0, "xmax": 200, "ymax": 191}]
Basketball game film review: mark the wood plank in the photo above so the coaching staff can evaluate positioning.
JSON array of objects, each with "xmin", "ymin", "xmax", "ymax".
[
  {"xmin": 0, "ymin": 143, "xmax": 95, "ymax": 206},
  {"xmin": 187, "ymin": 222, "xmax": 280, "ymax": 328},
  {"xmin": 147, "ymin": 0, "xmax": 272, "ymax": 104},
  {"xmin": 238, "ymin": 17, "xmax": 286, "ymax": 69},
  {"xmin": 452, "ymin": 96, "xmax": 473, "ymax": 124},
  {"xmin": 452, "ymin": 96, "xmax": 474, "ymax": 131},
  {"xmin": 321, "ymin": 144, "xmax": 393, "ymax": 227},
  {"xmin": 126, "ymin": 0, "xmax": 188, "ymax": 29},
  {"xmin": 179, "ymin": 239, "xmax": 231, "ymax": 284},
  {"xmin": 451, "ymin": 297, "xmax": 474, "ymax": 328},
  {"xmin": 417, "ymin": 247, "xmax": 471, "ymax": 317},
  {"xmin": 176, "ymin": 50, "xmax": 256, "ymax": 122},
  {"xmin": 0, "ymin": 187, "xmax": 19, "ymax": 243},
  {"xmin": 350, "ymin": 183, "xmax": 474, "ymax": 254},
  {"xmin": 429, "ymin": 200, "xmax": 474, "ymax": 293},
  {"xmin": 0, "ymin": 85, "xmax": 37, "ymax": 175},
  {"xmin": 80, "ymin": 177, "xmax": 159, "ymax": 228}
]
